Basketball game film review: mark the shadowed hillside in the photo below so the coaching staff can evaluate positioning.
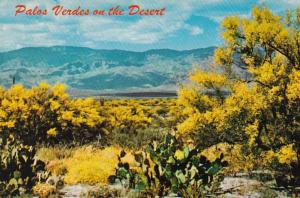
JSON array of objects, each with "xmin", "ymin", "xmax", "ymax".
[{"xmin": 0, "ymin": 46, "xmax": 215, "ymax": 93}]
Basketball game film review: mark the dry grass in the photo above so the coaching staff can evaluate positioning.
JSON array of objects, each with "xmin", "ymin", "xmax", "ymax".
[{"xmin": 37, "ymin": 145, "xmax": 75, "ymax": 163}]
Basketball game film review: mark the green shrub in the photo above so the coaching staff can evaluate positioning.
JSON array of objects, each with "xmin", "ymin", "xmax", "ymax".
[{"xmin": 0, "ymin": 135, "xmax": 48, "ymax": 197}]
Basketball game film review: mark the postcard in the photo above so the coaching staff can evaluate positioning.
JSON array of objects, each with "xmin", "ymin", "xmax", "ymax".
[{"xmin": 0, "ymin": 1, "xmax": 299, "ymax": 197}]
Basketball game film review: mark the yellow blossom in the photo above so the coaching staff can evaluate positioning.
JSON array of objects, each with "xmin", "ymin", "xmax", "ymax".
[{"xmin": 47, "ymin": 128, "xmax": 57, "ymax": 137}]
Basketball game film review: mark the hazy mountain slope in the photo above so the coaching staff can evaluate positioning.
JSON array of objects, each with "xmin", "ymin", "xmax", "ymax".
[{"xmin": 0, "ymin": 46, "xmax": 215, "ymax": 93}]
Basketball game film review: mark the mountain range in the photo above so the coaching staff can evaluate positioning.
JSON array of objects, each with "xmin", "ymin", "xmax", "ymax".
[{"xmin": 0, "ymin": 46, "xmax": 215, "ymax": 96}]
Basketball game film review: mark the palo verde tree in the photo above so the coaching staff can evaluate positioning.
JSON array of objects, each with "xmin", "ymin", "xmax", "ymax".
[{"xmin": 176, "ymin": 6, "xmax": 300, "ymax": 180}]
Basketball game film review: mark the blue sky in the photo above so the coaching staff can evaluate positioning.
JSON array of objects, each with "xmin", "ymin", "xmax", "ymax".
[{"xmin": 0, "ymin": 0, "xmax": 299, "ymax": 52}]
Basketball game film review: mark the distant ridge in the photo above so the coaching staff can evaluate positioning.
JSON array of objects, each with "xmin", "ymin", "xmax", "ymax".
[
  {"xmin": 86, "ymin": 91, "xmax": 177, "ymax": 98},
  {"xmin": 0, "ymin": 46, "xmax": 215, "ymax": 95}
]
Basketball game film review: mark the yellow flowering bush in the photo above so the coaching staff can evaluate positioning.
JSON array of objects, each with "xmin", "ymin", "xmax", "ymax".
[
  {"xmin": 105, "ymin": 105, "xmax": 152, "ymax": 132},
  {"xmin": 0, "ymin": 83, "xmax": 104, "ymax": 145},
  {"xmin": 0, "ymin": 84, "xmax": 175, "ymax": 147},
  {"xmin": 60, "ymin": 146, "xmax": 137, "ymax": 185},
  {"xmin": 202, "ymin": 143, "xmax": 262, "ymax": 174},
  {"xmin": 61, "ymin": 146, "xmax": 118, "ymax": 184},
  {"xmin": 176, "ymin": 6, "xmax": 300, "ymax": 175},
  {"xmin": 99, "ymin": 98, "xmax": 176, "ymax": 132},
  {"xmin": 95, "ymin": 98, "xmax": 176, "ymax": 148}
]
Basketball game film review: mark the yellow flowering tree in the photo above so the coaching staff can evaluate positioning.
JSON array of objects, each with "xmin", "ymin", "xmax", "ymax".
[{"xmin": 177, "ymin": 6, "xmax": 300, "ymax": 177}]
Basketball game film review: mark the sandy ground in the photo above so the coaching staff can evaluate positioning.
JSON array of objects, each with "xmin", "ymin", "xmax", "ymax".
[{"xmin": 58, "ymin": 176, "xmax": 292, "ymax": 197}]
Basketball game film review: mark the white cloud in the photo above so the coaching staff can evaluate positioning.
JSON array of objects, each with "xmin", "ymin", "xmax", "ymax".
[
  {"xmin": 0, "ymin": 0, "xmax": 296, "ymax": 51},
  {"xmin": 0, "ymin": 22, "xmax": 68, "ymax": 51},
  {"xmin": 259, "ymin": 0, "xmax": 300, "ymax": 6},
  {"xmin": 0, "ymin": 0, "xmax": 216, "ymax": 51},
  {"xmin": 208, "ymin": 12, "xmax": 251, "ymax": 23},
  {"xmin": 190, "ymin": 26, "xmax": 204, "ymax": 36},
  {"xmin": 183, "ymin": 24, "xmax": 204, "ymax": 36},
  {"xmin": 79, "ymin": 13, "xmax": 186, "ymax": 44}
]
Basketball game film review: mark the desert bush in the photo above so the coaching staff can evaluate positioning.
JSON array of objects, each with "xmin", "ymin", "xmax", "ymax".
[
  {"xmin": 175, "ymin": 6, "xmax": 300, "ymax": 186},
  {"xmin": 201, "ymin": 143, "xmax": 261, "ymax": 174},
  {"xmin": 0, "ymin": 135, "xmax": 48, "ymax": 197},
  {"xmin": 0, "ymin": 83, "xmax": 105, "ymax": 145},
  {"xmin": 99, "ymin": 98, "xmax": 174, "ymax": 148},
  {"xmin": 0, "ymin": 83, "xmax": 174, "ymax": 147},
  {"xmin": 109, "ymin": 127, "xmax": 165, "ymax": 149},
  {"xmin": 109, "ymin": 134, "xmax": 227, "ymax": 197},
  {"xmin": 61, "ymin": 146, "xmax": 137, "ymax": 185},
  {"xmin": 63, "ymin": 146, "xmax": 119, "ymax": 184},
  {"xmin": 99, "ymin": 99, "xmax": 152, "ymax": 133}
]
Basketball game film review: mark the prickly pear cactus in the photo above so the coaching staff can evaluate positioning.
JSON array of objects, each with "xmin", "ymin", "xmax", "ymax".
[
  {"xmin": 0, "ymin": 135, "xmax": 48, "ymax": 197},
  {"xmin": 146, "ymin": 133, "xmax": 228, "ymax": 196},
  {"xmin": 109, "ymin": 133, "xmax": 228, "ymax": 197}
]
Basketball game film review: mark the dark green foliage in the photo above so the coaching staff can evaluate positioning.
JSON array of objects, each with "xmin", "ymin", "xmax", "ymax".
[
  {"xmin": 146, "ymin": 133, "xmax": 228, "ymax": 197},
  {"xmin": 109, "ymin": 133, "xmax": 228, "ymax": 197},
  {"xmin": 108, "ymin": 150, "xmax": 136, "ymax": 188},
  {"xmin": 274, "ymin": 164, "xmax": 300, "ymax": 189},
  {"xmin": 0, "ymin": 135, "xmax": 48, "ymax": 197}
]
